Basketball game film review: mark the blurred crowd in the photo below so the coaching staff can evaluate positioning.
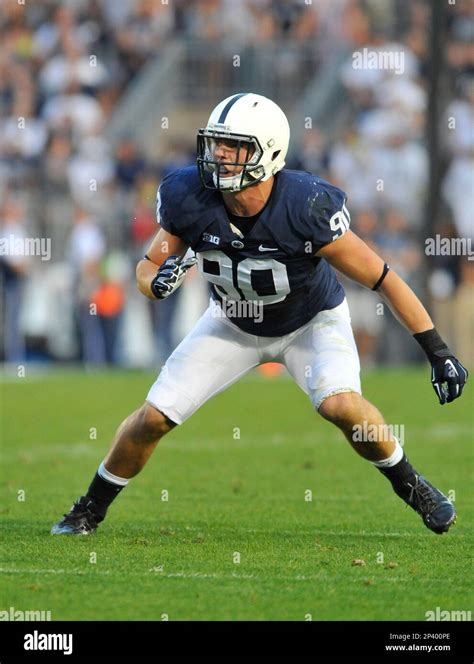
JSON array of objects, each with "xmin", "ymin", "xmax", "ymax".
[
  {"xmin": 291, "ymin": 0, "xmax": 474, "ymax": 367},
  {"xmin": 0, "ymin": 0, "xmax": 185, "ymax": 366},
  {"xmin": 0, "ymin": 0, "xmax": 472, "ymax": 368}
]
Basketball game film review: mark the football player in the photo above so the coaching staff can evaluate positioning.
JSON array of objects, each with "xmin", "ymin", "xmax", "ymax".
[{"xmin": 52, "ymin": 93, "xmax": 468, "ymax": 536}]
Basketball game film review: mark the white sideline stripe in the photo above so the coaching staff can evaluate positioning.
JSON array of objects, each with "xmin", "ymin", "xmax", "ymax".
[
  {"xmin": 2, "ymin": 423, "xmax": 470, "ymax": 460},
  {"xmin": 154, "ymin": 571, "xmax": 255, "ymax": 580},
  {"xmin": 1, "ymin": 525, "xmax": 447, "ymax": 537},
  {"xmin": 0, "ymin": 568, "xmax": 107, "ymax": 575},
  {"xmin": 0, "ymin": 435, "xmax": 342, "ymax": 459},
  {"xmin": 181, "ymin": 526, "xmax": 435, "ymax": 538},
  {"xmin": 0, "ymin": 567, "xmax": 406, "ymax": 582}
]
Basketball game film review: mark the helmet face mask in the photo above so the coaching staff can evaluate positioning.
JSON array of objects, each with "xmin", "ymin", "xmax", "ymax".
[
  {"xmin": 197, "ymin": 129, "xmax": 264, "ymax": 191},
  {"xmin": 196, "ymin": 93, "xmax": 290, "ymax": 193}
]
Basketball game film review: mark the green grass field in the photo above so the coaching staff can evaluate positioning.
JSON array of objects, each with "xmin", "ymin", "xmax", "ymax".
[{"xmin": 1, "ymin": 368, "xmax": 472, "ymax": 621}]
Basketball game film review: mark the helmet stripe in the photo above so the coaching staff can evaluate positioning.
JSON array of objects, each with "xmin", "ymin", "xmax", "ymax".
[{"xmin": 217, "ymin": 93, "xmax": 248, "ymax": 123}]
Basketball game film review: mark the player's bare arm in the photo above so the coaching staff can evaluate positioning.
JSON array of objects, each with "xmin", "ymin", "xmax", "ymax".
[
  {"xmin": 135, "ymin": 225, "xmax": 196, "ymax": 301},
  {"xmin": 317, "ymin": 230, "xmax": 433, "ymax": 334},
  {"xmin": 135, "ymin": 228, "xmax": 189, "ymax": 300},
  {"xmin": 318, "ymin": 230, "xmax": 468, "ymax": 405}
]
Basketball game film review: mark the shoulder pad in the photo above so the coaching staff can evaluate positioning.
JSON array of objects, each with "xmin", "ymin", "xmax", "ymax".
[
  {"xmin": 156, "ymin": 166, "xmax": 218, "ymax": 243},
  {"xmin": 279, "ymin": 171, "xmax": 349, "ymax": 251}
]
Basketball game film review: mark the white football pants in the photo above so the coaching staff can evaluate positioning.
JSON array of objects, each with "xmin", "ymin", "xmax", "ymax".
[{"xmin": 147, "ymin": 298, "xmax": 361, "ymax": 425}]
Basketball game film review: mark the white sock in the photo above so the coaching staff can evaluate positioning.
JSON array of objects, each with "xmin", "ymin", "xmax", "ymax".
[
  {"xmin": 98, "ymin": 461, "xmax": 129, "ymax": 487},
  {"xmin": 371, "ymin": 438, "xmax": 404, "ymax": 469}
]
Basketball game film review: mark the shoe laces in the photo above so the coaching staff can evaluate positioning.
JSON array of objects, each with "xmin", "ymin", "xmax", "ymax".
[
  {"xmin": 408, "ymin": 477, "xmax": 439, "ymax": 515},
  {"xmin": 62, "ymin": 500, "xmax": 100, "ymax": 525}
]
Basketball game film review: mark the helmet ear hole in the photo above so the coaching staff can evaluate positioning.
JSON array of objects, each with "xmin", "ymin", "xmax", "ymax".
[{"xmin": 271, "ymin": 150, "xmax": 281, "ymax": 161}]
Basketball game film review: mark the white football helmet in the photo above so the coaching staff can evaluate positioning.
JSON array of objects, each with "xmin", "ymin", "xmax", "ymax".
[{"xmin": 197, "ymin": 93, "xmax": 290, "ymax": 191}]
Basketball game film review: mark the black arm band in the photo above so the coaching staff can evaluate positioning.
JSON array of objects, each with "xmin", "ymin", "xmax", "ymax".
[
  {"xmin": 413, "ymin": 328, "xmax": 450, "ymax": 363},
  {"xmin": 371, "ymin": 263, "xmax": 390, "ymax": 291}
]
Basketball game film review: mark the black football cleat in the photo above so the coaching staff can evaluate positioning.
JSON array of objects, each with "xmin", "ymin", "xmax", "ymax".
[
  {"xmin": 393, "ymin": 475, "xmax": 456, "ymax": 534},
  {"xmin": 51, "ymin": 497, "xmax": 103, "ymax": 535}
]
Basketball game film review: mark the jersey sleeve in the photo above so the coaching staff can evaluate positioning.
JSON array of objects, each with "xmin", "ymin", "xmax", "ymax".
[
  {"xmin": 154, "ymin": 167, "xmax": 203, "ymax": 244},
  {"xmin": 308, "ymin": 183, "xmax": 350, "ymax": 251},
  {"xmin": 155, "ymin": 184, "xmax": 177, "ymax": 235}
]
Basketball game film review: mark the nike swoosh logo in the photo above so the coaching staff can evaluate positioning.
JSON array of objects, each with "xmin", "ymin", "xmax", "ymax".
[{"xmin": 258, "ymin": 245, "xmax": 278, "ymax": 252}]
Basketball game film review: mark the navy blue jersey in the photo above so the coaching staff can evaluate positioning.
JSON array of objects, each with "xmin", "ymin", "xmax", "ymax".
[{"xmin": 156, "ymin": 166, "xmax": 350, "ymax": 336}]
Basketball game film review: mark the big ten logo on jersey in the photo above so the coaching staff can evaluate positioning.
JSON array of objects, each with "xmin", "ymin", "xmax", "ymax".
[{"xmin": 202, "ymin": 233, "xmax": 220, "ymax": 245}]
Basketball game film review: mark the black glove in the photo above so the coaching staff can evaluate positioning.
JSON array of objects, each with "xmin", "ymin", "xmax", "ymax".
[
  {"xmin": 150, "ymin": 255, "xmax": 197, "ymax": 300},
  {"xmin": 414, "ymin": 328, "xmax": 468, "ymax": 405},
  {"xmin": 430, "ymin": 356, "xmax": 468, "ymax": 404}
]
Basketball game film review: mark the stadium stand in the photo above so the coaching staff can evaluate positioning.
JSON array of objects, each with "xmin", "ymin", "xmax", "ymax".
[{"xmin": 0, "ymin": 0, "xmax": 472, "ymax": 368}]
